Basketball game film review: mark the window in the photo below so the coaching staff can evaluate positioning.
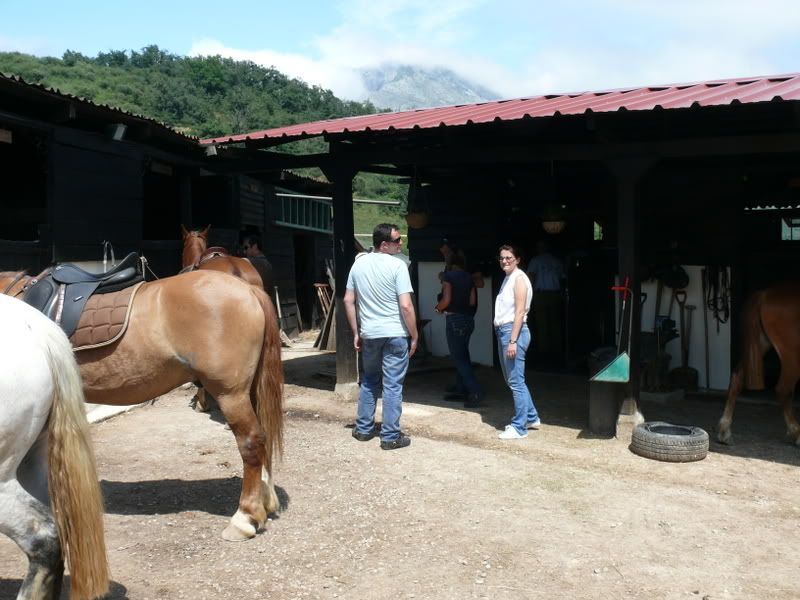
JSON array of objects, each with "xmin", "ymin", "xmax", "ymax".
[{"xmin": 781, "ymin": 217, "xmax": 800, "ymax": 241}]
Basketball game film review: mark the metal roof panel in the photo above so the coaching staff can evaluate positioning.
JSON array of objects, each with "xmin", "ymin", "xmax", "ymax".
[{"xmin": 201, "ymin": 72, "xmax": 800, "ymax": 145}]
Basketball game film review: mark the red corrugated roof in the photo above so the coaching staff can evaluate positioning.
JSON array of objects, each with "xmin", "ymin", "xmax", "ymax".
[{"xmin": 202, "ymin": 73, "xmax": 800, "ymax": 146}]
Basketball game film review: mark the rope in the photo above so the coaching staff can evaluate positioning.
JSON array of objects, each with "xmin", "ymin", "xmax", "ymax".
[{"xmin": 140, "ymin": 255, "xmax": 160, "ymax": 281}]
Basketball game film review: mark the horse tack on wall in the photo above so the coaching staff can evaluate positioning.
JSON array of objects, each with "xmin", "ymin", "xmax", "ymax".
[{"xmin": 1, "ymin": 267, "xmax": 286, "ymax": 541}]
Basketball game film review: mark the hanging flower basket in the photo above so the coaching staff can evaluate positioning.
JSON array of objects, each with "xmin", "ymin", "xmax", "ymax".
[
  {"xmin": 405, "ymin": 211, "xmax": 430, "ymax": 229},
  {"xmin": 542, "ymin": 220, "xmax": 566, "ymax": 234}
]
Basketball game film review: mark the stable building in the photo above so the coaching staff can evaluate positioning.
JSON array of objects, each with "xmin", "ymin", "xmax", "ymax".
[
  {"xmin": 202, "ymin": 72, "xmax": 800, "ymax": 434},
  {"xmin": 0, "ymin": 73, "xmax": 333, "ymax": 332}
]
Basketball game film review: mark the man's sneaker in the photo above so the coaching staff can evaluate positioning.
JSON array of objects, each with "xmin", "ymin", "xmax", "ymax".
[
  {"xmin": 352, "ymin": 425, "xmax": 379, "ymax": 442},
  {"xmin": 527, "ymin": 420, "xmax": 542, "ymax": 430},
  {"xmin": 498, "ymin": 425, "xmax": 528, "ymax": 440},
  {"xmin": 380, "ymin": 435, "xmax": 411, "ymax": 450}
]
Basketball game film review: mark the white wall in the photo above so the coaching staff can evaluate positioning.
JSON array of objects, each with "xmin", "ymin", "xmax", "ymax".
[
  {"xmin": 417, "ymin": 262, "xmax": 494, "ymax": 366},
  {"xmin": 632, "ymin": 266, "xmax": 731, "ymax": 390}
]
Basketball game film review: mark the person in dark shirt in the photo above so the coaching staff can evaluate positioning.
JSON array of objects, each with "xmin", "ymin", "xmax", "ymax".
[
  {"xmin": 434, "ymin": 251, "xmax": 482, "ymax": 407},
  {"xmin": 241, "ymin": 233, "xmax": 275, "ymax": 304},
  {"xmin": 439, "ymin": 237, "xmax": 485, "ymax": 291}
]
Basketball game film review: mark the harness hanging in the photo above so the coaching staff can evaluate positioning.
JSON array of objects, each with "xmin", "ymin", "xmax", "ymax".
[{"xmin": 703, "ymin": 265, "xmax": 730, "ymax": 331}]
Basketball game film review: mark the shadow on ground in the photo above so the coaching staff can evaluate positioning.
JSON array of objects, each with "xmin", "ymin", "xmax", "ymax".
[
  {"xmin": 286, "ymin": 346, "xmax": 800, "ymax": 467},
  {"xmin": 0, "ymin": 579, "xmax": 129, "ymax": 600},
  {"xmin": 101, "ymin": 479, "xmax": 291, "ymax": 517}
]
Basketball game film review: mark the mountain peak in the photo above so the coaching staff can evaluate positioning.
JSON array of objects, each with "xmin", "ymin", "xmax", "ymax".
[{"xmin": 361, "ymin": 64, "xmax": 499, "ymax": 111}]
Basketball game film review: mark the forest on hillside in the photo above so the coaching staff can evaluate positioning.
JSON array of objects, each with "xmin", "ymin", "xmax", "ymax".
[
  {"xmin": 0, "ymin": 45, "xmax": 377, "ymax": 138},
  {"xmin": 0, "ymin": 45, "xmax": 409, "ymax": 207}
]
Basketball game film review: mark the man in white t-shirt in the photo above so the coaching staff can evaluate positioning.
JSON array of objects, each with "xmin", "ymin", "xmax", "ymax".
[{"xmin": 344, "ymin": 223, "xmax": 418, "ymax": 450}]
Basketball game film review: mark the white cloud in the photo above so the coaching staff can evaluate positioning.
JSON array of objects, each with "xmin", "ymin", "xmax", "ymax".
[
  {"xmin": 0, "ymin": 35, "xmax": 58, "ymax": 57},
  {"xmin": 191, "ymin": 0, "xmax": 800, "ymax": 102}
]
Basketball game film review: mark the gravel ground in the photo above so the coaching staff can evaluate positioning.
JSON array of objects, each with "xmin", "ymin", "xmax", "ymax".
[{"xmin": 1, "ymin": 342, "xmax": 799, "ymax": 599}]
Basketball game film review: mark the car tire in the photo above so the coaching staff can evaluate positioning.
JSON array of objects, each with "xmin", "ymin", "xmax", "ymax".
[{"xmin": 630, "ymin": 421, "xmax": 709, "ymax": 462}]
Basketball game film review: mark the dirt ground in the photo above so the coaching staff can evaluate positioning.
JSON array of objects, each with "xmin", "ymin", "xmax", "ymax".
[{"xmin": 2, "ymin": 338, "xmax": 800, "ymax": 600}]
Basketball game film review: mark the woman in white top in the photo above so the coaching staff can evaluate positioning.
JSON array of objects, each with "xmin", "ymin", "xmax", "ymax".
[{"xmin": 493, "ymin": 244, "xmax": 541, "ymax": 439}]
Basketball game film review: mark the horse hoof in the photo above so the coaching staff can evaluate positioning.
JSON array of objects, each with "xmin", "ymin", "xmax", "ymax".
[
  {"xmin": 717, "ymin": 430, "xmax": 732, "ymax": 445},
  {"xmin": 222, "ymin": 510, "xmax": 256, "ymax": 542}
]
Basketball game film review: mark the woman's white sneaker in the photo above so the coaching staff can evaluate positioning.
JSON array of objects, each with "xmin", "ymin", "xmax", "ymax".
[
  {"xmin": 527, "ymin": 420, "xmax": 541, "ymax": 430},
  {"xmin": 498, "ymin": 425, "xmax": 528, "ymax": 439}
]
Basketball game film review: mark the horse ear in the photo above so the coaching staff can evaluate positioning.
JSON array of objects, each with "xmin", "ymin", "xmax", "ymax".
[
  {"xmin": 180, "ymin": 224, "xmax": 189, "ymax": 239},
  {"xmin": 201, "ymin": 224, "xmax": 211, "ymax": 239}
]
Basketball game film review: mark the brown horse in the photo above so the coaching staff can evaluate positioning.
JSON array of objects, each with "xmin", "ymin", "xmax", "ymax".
[
  {"xmin": 0, "ymin": 269, "xmax": 284, "ymax": 541},
  {"xmin": 180, "ymin": 225, "xmax": 277, "ymax": 412},
  {"xmin": 180, "ymin": 225, "xmax": 271, "ymax": 291},
  {"xmin": 718, "ymin": 282, "xmax": 800, "ymax": 446}
]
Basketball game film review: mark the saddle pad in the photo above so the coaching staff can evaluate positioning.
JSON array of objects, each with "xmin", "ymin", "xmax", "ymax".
[{"xmin": 71, "ymin": 281, "xmax": 144, "ymax": 351}]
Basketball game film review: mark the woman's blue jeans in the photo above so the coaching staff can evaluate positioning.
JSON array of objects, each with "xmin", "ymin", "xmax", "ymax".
[
  {"xmin": 355, "ymin": 337, "xmax": 409, "ymax": 442},
  {"xmin": 495, "ymin": 323, "xmax": 539, "ymax": 434},
  {"xmin": 445, "ymin": 313, "xmax": 481, "ymax": 398}
]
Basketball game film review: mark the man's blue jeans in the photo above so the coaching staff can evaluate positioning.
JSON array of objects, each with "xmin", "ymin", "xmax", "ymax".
[
  {"xmin": 355, "ymin": 337, "xmax": 409, "ymax": 442},
  {"xmin": 495, "ymin": 323, "xmax": 539, "ymax": 434},
  {"xmin": 445, "ymin": 313, "xmax": 481, "ymax": 398}
]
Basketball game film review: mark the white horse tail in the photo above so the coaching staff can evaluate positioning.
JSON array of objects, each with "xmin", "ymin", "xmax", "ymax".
[{"xmin": 44, "ymin": 324, "xmax": 110, "ymax": 599}]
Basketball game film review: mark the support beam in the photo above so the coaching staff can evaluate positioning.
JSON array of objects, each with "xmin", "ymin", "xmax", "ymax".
[
  {"xmin": 607, "ymin": 158, "xmax": 653, "ymax": 440},
  {"xmin": 329, "ymin": 166, "xmax": 359, "ymax": 401},
  {"xmin": 206, "ymin": 130, "xmax": 800, "ymax": 175}
]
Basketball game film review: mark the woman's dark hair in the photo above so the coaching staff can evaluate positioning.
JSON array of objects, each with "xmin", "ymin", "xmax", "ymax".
[
  {"xmin": 373, "ymin": 223, "xmax": 398, "ymax": 247},
  {"xmin": 449, "ymin": 251, "xmax": 466, "ymax": 269},
  {"xmin": 497, "ymin": 244, "xmax": 522, "ymax": 260}
]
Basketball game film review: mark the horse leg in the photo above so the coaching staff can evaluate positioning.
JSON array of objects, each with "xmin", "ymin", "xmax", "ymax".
[
  {"xmin": 212, "ymin": 390, "xmax": 269, "ymax": 541},
  {"xmin": 262, "ymin": 466, "xmax": 280, "ymax": 515},
  {"xmin": 774, "ymin": 367, "xmax": 800, "ymax": 445},
  {"xmin": 192, "ymin": 385, "xmax": 219, "ymax": 413},
  {"xmin": 0, "ymin": 479, "xmax": 63, "ymax": 600},
  {"xmin": 718, "ymin": 366, "xmax": 744, "ymax": 444}
]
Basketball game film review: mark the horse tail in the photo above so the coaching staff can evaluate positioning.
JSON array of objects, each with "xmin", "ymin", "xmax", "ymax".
[
  {"xmin": 45, "ymin": 326, "xmax": 110, "ymax": 599},
  {"xmin": 741, "ymin": 290, "xmax": 767, "ymax": 390},
  {"xmin": 251, "ymin": 286, "xmax": 284, "ymax": 474}
]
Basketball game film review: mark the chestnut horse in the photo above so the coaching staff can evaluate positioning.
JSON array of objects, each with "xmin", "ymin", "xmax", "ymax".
[
  {"xmin": 0, "ymin": 269, "xmax": 284, "ymax": 541},
  {"xmin": 180, "ymin": 225, "xmax": 278, "ymax": 411},
  {"xmin": 180, "ymin": 225, "xmax": 273, "ymax": 293},
  {"xmin": 0, "ymin": 294, "xmax": 109, "ymax": 600},
  {"xmin": 718, "ymin": 282, "xmax": 800, "ymax": 446}
]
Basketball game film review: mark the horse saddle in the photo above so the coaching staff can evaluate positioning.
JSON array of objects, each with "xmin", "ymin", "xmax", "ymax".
[{"xmin": 23, "ymin": 252, "xmax": 144, "ymax": 338}]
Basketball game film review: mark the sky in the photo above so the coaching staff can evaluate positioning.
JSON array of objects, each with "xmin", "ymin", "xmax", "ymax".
[{"xmin": 2, "ymin": 0, "xmax": 800, "ymax": 101}]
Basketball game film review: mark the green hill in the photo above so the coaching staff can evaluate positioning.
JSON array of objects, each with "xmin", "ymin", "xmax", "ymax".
[
  {"xmin": 0, "ymin": 45, "xmax": 376, "ymax": 138},
  {"xmin": 0, "ymin": 45, "xmax": 410, "ymax": 230}
]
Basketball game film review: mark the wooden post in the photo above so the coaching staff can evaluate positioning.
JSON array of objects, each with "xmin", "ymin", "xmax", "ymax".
[
  {"xmin": 607, "ymin": 158, "xmax": 654, "ymax": 439},
  {"xmin": 329, "ymin": 166, "xmax": 359, "ymax": 401}
]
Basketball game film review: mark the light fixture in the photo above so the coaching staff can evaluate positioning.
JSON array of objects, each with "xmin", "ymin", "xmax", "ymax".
[
  {"xmin": 542, "ymin": 220, "xmax": 566, "ymax": 234},
  {"xmin": 404, "ymin": 166, "xmax": 429, "ymax": 229}
]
